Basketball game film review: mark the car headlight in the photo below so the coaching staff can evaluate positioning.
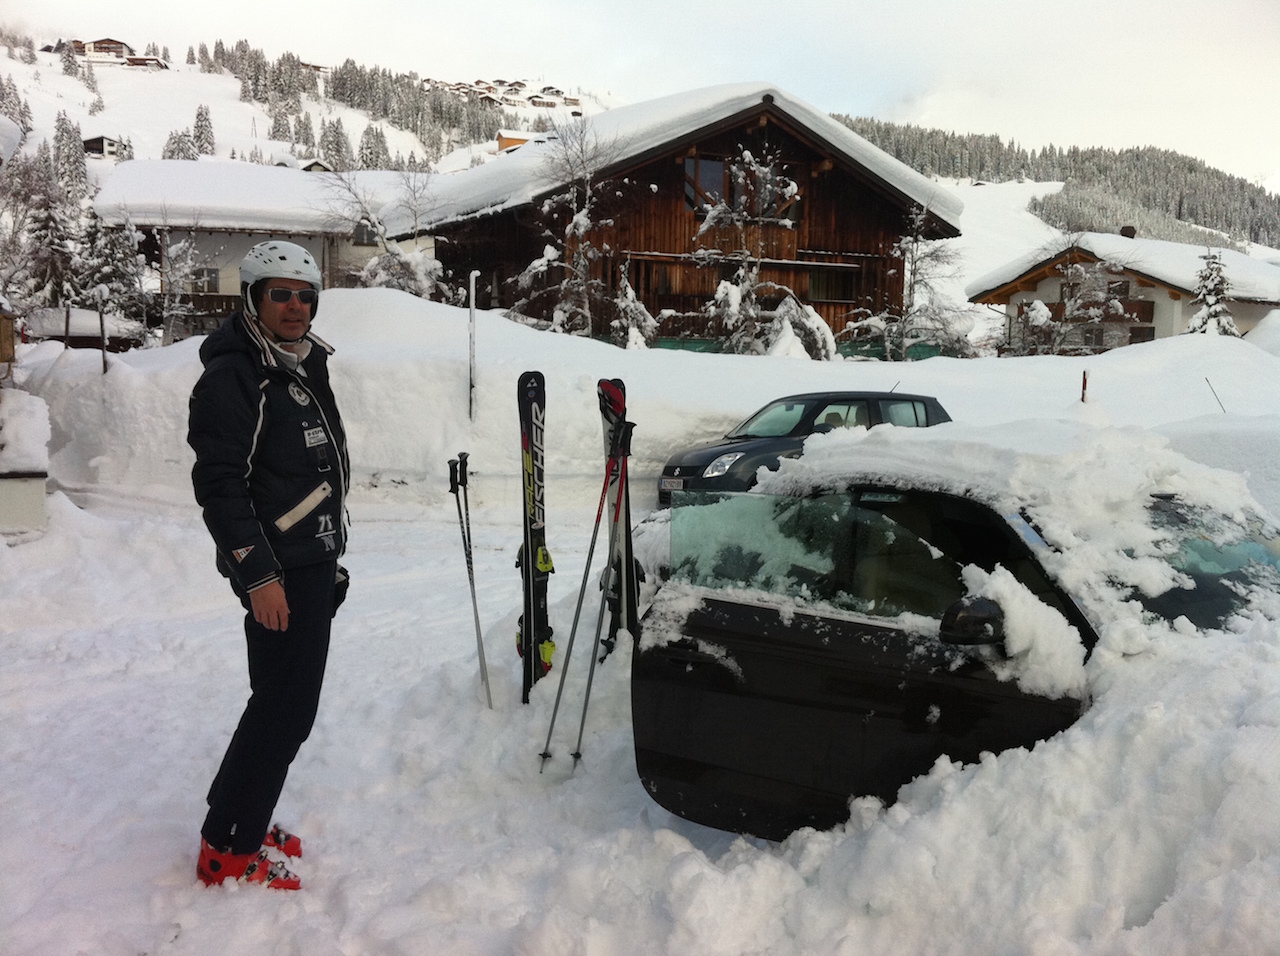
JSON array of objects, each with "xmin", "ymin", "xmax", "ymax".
[{"xmin": 702, "ymin": 453, "xmax": 745, "ymax": 478}]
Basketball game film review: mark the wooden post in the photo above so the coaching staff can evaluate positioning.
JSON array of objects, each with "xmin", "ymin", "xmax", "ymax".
[
  {"xmin": 99, "ymin": 303, "xmax": 108, "ymax": 373},
  {"xmin": 1081, "ymin": 369, "xmax": 1088, "ymax": 403}
]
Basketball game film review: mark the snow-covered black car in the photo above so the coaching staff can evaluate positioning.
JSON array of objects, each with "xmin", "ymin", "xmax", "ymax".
[
  {"xmin": 631, "ymin": 423, "xmax": 1280, "ymax": 841},
  {"xmin": 657, "ymin": 391, "xmax": 951, "ymax": 507}
]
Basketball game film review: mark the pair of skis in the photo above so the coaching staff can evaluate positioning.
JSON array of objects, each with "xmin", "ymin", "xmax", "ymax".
[{"xmin": 538, "ymin": 377, "xmax": 635, "ymax": 770}]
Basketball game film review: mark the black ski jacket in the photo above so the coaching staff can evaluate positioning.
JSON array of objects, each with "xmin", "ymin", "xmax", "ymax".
[{"xmin": 188, "ymin": 312, "xmax": 349, "ymax": 592}]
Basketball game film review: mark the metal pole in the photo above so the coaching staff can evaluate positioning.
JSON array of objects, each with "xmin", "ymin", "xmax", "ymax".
[{"xmin": 468, "ymin": 270, "xmax": 480, "ymax": 422}]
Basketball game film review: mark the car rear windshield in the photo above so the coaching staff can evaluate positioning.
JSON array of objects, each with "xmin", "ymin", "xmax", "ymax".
[{"xmin": 1138, "ymin": 497, "xmax": 1280, "ymax": 628}]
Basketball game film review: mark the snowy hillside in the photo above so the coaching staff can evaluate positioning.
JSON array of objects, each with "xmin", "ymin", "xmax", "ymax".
[{"xmin": 3, "ymin": 42, "xmax": 608, "ymax": 181}]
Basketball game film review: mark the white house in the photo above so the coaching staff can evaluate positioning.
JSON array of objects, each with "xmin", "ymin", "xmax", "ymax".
[
  {"xmin": 968, "ymin": 231, "xmax": 1280, "ymax": 352},
  {"xmin": 92, "ymin": 159, "xmax": 435, "ymax": 322}
]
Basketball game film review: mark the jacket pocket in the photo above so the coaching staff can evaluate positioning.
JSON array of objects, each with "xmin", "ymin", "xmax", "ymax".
[{"xmin": 273, "ymin": 480, "xmax": 333, "ymax": 533}]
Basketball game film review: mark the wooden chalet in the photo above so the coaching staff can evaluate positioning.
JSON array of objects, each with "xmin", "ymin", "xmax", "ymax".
[{"xmin": 407, "ymin": 83, "xmax": 962, "ymax": 339}]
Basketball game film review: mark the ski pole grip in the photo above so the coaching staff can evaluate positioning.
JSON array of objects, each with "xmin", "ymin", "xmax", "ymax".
[
  {"xmin": 458, "ymin": 451, "xmax": 469, "ymax": 487},
  {"xmin": 619, "ymin": 421, "xmax": 636, "ymax": 457},
  {"xmin": 448, "ymin": 458, "xmax": 460, "ymax": 494}
]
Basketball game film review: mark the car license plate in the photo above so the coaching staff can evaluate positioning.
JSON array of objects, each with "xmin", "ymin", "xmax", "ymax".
[{"xmin": 660, "ymin": 477, "xmax": 684, "ymax": 491}]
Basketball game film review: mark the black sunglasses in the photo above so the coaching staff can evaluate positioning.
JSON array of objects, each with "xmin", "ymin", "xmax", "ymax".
[{"xmin": 265, "ymin": 288, "xmax": 319, "ymax": 305}]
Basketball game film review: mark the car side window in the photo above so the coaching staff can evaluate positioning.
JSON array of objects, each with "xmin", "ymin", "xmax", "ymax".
[
  {"xmin": 668, "ymin": 489, "xmax": 1071, "ymax": 625},
  {"xmin": 878, "ymin": 400, "xmax": 929, "ymax": 427},
  {"xmin": 815, "ymin": 402, "xmax": 870, "ymax": 430}
]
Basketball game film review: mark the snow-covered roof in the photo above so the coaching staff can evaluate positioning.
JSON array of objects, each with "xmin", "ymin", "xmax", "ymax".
[
  {"xmin": 967, "ymin": 232, "xmax": 1280, "ymax": 304},
  {"xmin": 416, "ymin": 82, "xmax": 963, "ymax": 234},
  {"xmin": 92, "ymin": 159, "xmax": 409, "ymax": 234},
  {"xmin": 24, "ymin": 307, "xmax": 146, "ymax": 339}
]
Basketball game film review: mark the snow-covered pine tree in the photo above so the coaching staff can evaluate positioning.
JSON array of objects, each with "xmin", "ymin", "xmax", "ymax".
[
  {"xmin": 295, "ymin": 112, "xmax": 315, "ymax": 151},
  {"xmin": 319, "ymin": 117, "xmax": 354, "ymax": 171},
  {"xmin": 161, "ymin": 129, "xmax": 198, "ymax": 161},
  {"xmin": 192, "ymin": 105, "xmax": 215, "ymax": 155},
  {"xmin": 186, "ymin": 46, "xmax": 196, "ymax": 66},
  {"xmin": 1185, "ymin": 249, "xmax": 1240, "ymax": 336},
  {"xmin": 357, "ymin": 124, "xmax": 392, "ymax": 169},
  {"xmin": 25, "ymin": 184, "xmax": 78, "ymax": 306},
  {"xmin": 268, "ymin": 111, "xmax": 292, "ymax": 143},
  {"xmin": 60, "ymin": 42, "xmax": 77, "ymax": 77},
  {"xmin": 53, "ymin": 111, "xmax": 88, "ymax": 204}
]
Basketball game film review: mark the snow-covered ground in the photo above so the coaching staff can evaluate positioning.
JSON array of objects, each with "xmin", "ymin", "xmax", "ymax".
[{"xmin": 5, "ymin": 287, "xmax": 1280, "ymax": 955}]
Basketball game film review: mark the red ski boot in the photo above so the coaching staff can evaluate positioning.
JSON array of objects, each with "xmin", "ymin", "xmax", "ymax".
[
  {"xmin": 263, "ymin": 824, "xmax": 302, "ymax": 858},
  {"xmin": 197, "ymin": 839, "xmax": 301, "ymax": 890}
]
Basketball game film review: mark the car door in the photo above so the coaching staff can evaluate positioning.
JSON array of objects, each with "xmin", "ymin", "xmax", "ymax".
[{"xmin": 632, "ymin": 488, "xmax": 1091, "ymax": 840}]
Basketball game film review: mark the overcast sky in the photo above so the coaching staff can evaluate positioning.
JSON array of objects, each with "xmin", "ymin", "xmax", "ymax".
[{"xmin": 14, "ymin": 0, "xmax": 1280, "ymax": 190}]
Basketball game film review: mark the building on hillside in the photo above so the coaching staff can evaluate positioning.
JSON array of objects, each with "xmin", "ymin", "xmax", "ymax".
[
  {"xmin": 395, "ymin": 82, "xmax": 962, "ymax": 340},
  {"xmin": 967, "ymin": 231, "xmax": 1280, "ymax": 353},
  {"xmin": 83, "ymin": 38, "xmax": 136, "ymax": 60},
  {"xmin": 123, "ymin": 55, "xmax": 168, "ymax": 70},
  {"xmin": 92, "ymin": 160, "xmax": 430, "ymax": 332},
  {"xmin": 83, "ymin": 136, "xmax": 123, "ymax": 159}
]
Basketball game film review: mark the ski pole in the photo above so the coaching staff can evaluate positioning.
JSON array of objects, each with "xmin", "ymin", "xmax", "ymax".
[
  {"xmin": 571, "ymin": 421, "xmax": 634, "ymax": 768},
  {"xmin": 538, "ymin": 453, "xmax": 617, "ymax": 770},
  {"xmin": 449, "ymin": 455, "xmax": 493, "ymax": 709}
]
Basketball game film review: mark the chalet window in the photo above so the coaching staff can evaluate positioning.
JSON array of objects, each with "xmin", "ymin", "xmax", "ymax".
[
  {"xmin": 686, "ymin": 154, "xmax": 802, "ymax": 222},
  {"xmin": 1107, "ymin": 280, "xmax": 1130, "ymax": 298},
  {"xmin": 684, "ymin": 156, "xmax": 726, "ymax": 211},
  {"xmin": 190, "ymin": 268, "xmax": 219, "ymax": 294},
  {"xmin": 1080, "ymin": 326, "xmax": 1105, "ymax": 349},
  {"xmin": 1129, "ymin": 326, "xmax": 1156, "ymax": 344},
  {"xmin": 1060, "ymin": 281, "xmax": 1079, "ymax": 302},
  {"xmin": 809, "ymin": 268, "xmax": 858, "ymax": 302},
  {"xmin": 353, "ymin": 222, "xmax": 379, "ymax": 246}
]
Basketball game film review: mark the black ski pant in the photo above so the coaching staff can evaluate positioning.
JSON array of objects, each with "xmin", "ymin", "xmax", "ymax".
[{"xmin": 202, "ymin": 559, "xmax": 338, "ymax": 855}]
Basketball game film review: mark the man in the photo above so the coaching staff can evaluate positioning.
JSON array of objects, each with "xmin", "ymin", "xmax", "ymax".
[{"xmin": 188, "ymin": 240, "xmax": 350, "ymax": 890}]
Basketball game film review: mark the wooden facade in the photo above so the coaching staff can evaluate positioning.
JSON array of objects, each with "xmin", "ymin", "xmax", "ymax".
[{"xmin": 429, "ymin": 101, "xmax": 958, "ymax": 340}]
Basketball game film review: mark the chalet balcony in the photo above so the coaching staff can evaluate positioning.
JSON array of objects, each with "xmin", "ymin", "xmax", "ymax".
[
  {"xmin": 692, "ymin": 222, "xmax": 798, "ymax": 260},
  {"xmin": 1029, "ymin": 299, "xmax": 1155, "ymax": 323}
]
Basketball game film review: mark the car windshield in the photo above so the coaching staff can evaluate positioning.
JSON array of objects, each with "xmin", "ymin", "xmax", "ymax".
[
  {"xmin": 726, "ymin": 399, "xmax": 810, "ymax": 438},
  {"xmin": 1137, "ymin": 497, "xmax": 1280, "ymax": 628}
]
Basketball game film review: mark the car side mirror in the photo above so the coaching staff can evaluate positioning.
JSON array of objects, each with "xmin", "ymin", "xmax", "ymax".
[{"xmin": 939, "ymin": 597, "xmax": 1005, "ymax": 646}]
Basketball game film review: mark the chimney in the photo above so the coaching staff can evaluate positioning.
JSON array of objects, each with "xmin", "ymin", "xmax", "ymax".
[{"xmin": 1120, "ymin": 225, "xmax": 1137, "ymax": 239}]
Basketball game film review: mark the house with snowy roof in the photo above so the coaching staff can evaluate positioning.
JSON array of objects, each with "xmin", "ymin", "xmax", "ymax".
[
  {"xmin": 397, "ymin": 82, "xmax": 962, "ymax": 338},
  {"xmin": 967, "ymin": 231, "xmax": 1280, "ymax": 353},
  {"xmin": 92, "ymin": 160, "xmax": 424, "ymax": 323}
]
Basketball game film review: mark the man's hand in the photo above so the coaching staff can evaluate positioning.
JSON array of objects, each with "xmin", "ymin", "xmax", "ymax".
[{"xmin": 249, "ymin": 580, "xmax": 290, "ymax": 631}]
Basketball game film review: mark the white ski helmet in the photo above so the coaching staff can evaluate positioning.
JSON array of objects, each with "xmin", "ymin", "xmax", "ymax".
[{"xmin": 239, "ymin": 240, "xmax": 323, "ymax": 318}]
